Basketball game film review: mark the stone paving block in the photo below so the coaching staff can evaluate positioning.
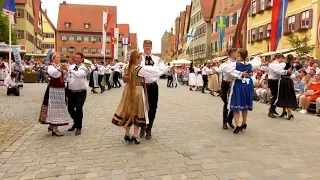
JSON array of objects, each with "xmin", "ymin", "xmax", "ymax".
[{"xmin": 1, "ymin": 82, "xmax": 320, "ymax": 180}]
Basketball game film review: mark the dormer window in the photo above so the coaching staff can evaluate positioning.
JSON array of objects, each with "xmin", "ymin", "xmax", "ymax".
[
  {"xmin": 84, "ymin": 23, "xmax": 90, "ymax": 29},
  {"xmin": 65, "ymin": 22, "xmax": 71, "ymax": 28}
]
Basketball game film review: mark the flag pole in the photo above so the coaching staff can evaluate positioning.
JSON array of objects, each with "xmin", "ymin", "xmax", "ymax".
[
  {"xmin": 9, "ymin": 12, "xmax": 12, "ymax": 74},
  {"xmin": 247, "ymin": 0, "xmax": 251, "ymax": 60},
  {"xmin": 280, "ymin": 0, "xmax": 285, "ymax": 53},
  {"xmin": 192, "ymin": 37, "xmax": 194, "ymax": 62}
]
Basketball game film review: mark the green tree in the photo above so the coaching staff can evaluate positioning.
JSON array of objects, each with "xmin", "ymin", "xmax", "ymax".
[
  {"xmin": 287, "ymin": 34, "xmax": 315, "ymax": 58},
  {"xmin": 0, "ymin": 0, "xmax": 17, "ymax": 45}
]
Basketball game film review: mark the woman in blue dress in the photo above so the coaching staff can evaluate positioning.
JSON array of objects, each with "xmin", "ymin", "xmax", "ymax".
[{"xmin": 227, "ymin": 49, "xmax": 261, "ymax": 134}]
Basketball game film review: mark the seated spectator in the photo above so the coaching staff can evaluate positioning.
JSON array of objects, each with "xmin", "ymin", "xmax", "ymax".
[
  {"xmin": 260, "ymin": 74, "xmax": 272, "ymax": 103},
  {"xmin": 4, "ymin": 72, "xmax": 23, "ymax": 96},
  {"xmin": 254, "ymin": 74, "xmax": 262, "ymax": 99},
  {"xmin": 299, "ymin": 74, "xmax": 320, "ymax": 114}
]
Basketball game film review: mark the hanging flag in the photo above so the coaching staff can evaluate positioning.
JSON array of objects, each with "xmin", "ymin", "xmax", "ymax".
[
  {"xmin": 110, "ymin": 28, "xmax": 119, "ymax": 59},
  {"xmin": 122, "ymin": 37, "xmax": 128, "ymax": 63},
  {"xmin": 12, "ymin": 48, "xmax": 21, "ymax": 65},
  {"xmin": 3, "ymin": 0, "xmax": 16, "ymax": 24},
  {"xmin": 101, "ymin": 10, "xmax": 112, "ymax": 55},
  {"xmin": 235, "ymin": 0, "xmax": 251, "ymax": 48},
  {"xmin": 317, "ymin": 16, "xmax": 320, "ymax": 48},
  {"xmin": 184, "ymin": 27, "xmax": 196, "ymax": 55},
  {"xmin": 270, "ymin": 0, "xmax": 289, "ymax": 51},
  {"xmin": 216, "ymin": 16, "xmax": 227, "ymax": 52},
  {"xmin": 46, "ymin": 49, "xmax": 53, "ymax": 63}
]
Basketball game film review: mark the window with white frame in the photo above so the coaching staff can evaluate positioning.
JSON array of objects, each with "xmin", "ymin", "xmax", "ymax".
[
  {"xmin": 229, "ymin": 37, "xmax": 233, "ymax": 48},
  {"xmin": 229, "ymin": 14, "xmax": 233, "ymax": 26},
  {"xmin": 267, "ymin": 23, "xmax": 271, "ymax": 37},
  {"xmin": 16, "ymin": 9, "xmax": 21, "ymax": 17},
  {"xmin": 251, "ymin": 29, "xmax": 256, "ymax": 41},
  {"xmin": 260, "ymin": 0, "xmax": 265, "ymax": 11},
  {"xmin": 69, "ymin": 36, "xmax": 74, "ymax": 41},
  {"xmin": 84, "ymin": 23, "xmax": 90, "ymax": 29},
  {"xmin": 83, "ymin": 47, "xmax": 88, "ymax": 53},
  {"xmin": 62, "ymin": 35, "xmax": 66, "ymax": 41},
  {"xmin": 77, "ymin": 36, "xmax": 81, "ymax": 41},
  {"xmin": 236, "ymin": 9, "xmax": 241, "ymax": 24},
  {"xmin": 65, "ymin": 22, "xmax": 71, "ymax": 28},
  {"xmin": 301, "ymin": 10, "xmax": 310, "ymax": 28},
  {"xmin": 91, "ymin": 36, "xmax": 96, "ymax": 42},
  {"xmin": 61, "ymin": 47, "xmax": 67, "ymax": 52},
  {"xmin": 69, "ymin": 47, "xmax": 75, "ymax": 52},
  {"xmin": 268, "ymin": 0, "xmax": 273, "ymax": 6},
  {"xmin": 91, "ymin": 48, "xmax": 96, "ymax": 53},
  {"xmin": 106, "ymin": 36, "xmax": 111, "ymax": 43},
  {"xmin": 259, "ymin": 26, "xmax": 264, "ymax": 39},
  {"xmin": 252, "ymin": 1, "xmax": 257, "ymax": 14},
  {"xmin": 288, "ymin": 15, "xmax": 295, "ymax": 32},
  {"xmin": 222, "ymin": 38, "xmax": 226, "ymax": 49},
  {"xmin": 84, "ymin": 36, "xmax": 89, "ymax": 42},
  {"xmin": 212, "ymin": 22, "xmax": 216, "ymax": 33}
]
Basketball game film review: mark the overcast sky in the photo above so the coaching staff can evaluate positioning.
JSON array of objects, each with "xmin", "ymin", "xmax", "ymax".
[{"xmin": 41, "ymin": 0, "xmax": 191, "ymax": 53}]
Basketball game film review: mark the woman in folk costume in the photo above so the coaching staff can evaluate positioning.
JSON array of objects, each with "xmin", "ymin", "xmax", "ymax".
[
  {"xmin": 274, "ymin": 54, "xmax": 297, "ymax": 120},
  {"xmin": 188, "ymin": 62, "xmax": 197, "ymax": 91},
  {"xmin": 195, "ymin": 64, "xmax": 203, "ymax": 91},
  {"xmin": 39, "ymin": 52, "xmax": 69, "ymax": 137},
  {"xmin": 112, "ymin": 50, "xmax": 168, "ymax": 144},
  {"xmin": 89, "ymin": 59, "xmax": 99, "ymax": 93},
  {"xmin": 227, "ymin": 49, "xmax": 261, "ymax": 134},
  {"xmin": 209, "ymin": 62, "xmax": 221, "ymax": 96}
]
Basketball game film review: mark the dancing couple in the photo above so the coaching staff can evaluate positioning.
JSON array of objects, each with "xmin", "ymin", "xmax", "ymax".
[
  {"xmin": 112, "ymin": 40, "xmax": 169, "ymax": 144},
  {"xmin": 217, "ymin": 48, "xmax": 261, "ymax": 134}
]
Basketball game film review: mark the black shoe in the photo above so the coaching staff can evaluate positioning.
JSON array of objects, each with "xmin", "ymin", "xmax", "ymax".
[
  {"xmin": 228, "ymin": 122, "xmax": 235, "ymax": 129},
  {"xmin": 139, "ymin": 128, "xmax": 145, "ymax": 138},
  {"xmin": 223, "ymin": 124, "xmax": 228, "ymax": 130},
  {"xmin": 280, "ymin": 112, "xmax": 287, "ymax": 117},
  {"xmin": 146, "ymin": 132, "xmax": 152, "ymax": 140},
  {"xmin": 68, "ymin": 126, "xmax": 76, "ymax": 132},
  {"xmin": 48, "ymin": 127, "xmax": 53, "ymax": 132},
  {"xmin": 124, "ymin": 135, "xmax": 132, "ymax": 142},
  {"xmin": 240, "ymin": 124, "xmax": 247, "ymax": 131},
  {"xmin": 273, "ymin": 111, "xmax": 279, "ymax": 115},
  {"xmin": 75, "ymin": 129, "xmax": 81, "ymax": 136},
  {"xmin": 131, "ymin": 137, "xmax": 140, "ymax": 144},
  {"xmin": 233, "ymin": 126, "xmax": 240, "ymax": 134},
  {"xmin": 52, "ymin": 131, "xmax": 64, "ymax": 137},
  {"xmin": 268, "ymin": 112, "xmax": 276, "ymax": 118},
  {"xmin": 287, "ymin": 114, "xmax": 294, "ymax": 120}
]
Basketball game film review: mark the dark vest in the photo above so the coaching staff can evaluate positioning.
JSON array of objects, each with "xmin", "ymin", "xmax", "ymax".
[{"xmin": 48, "ymin": 67, "xmax": 65, "ymax": 88}]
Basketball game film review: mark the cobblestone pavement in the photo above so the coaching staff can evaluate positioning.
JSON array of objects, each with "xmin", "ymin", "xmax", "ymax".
[
  {"xmin": 1, "ymin": 81, "xmax": 320, "ymax": 180},
  {"xmin": 0, "ymin": 85, "xmax": 44, "ymax": 154}
]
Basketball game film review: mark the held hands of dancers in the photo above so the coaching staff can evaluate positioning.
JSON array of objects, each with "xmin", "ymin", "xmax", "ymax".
[
  {"xmin": 60, "ymin": 63, "xmax": 68, "ymax": 71},
  {"xmin": 123, "ymin": 72, "xmax": 129, "ymax": 82},
  {"xmin": 287, "ymin": 67, "xmax": 293, "ymax": 74},
  {"xmin": 242, "ymin": 71, "xmax": 249, "ymax": 77}
]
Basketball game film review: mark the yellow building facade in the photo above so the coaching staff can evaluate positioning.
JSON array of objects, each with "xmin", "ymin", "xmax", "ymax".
[
  {"xmin": 15, "ymin": 0, "xmax": 43, "ymax": 53},
  {"xmin": 41, "ymin": 9, "xmax": 56, "ymax": 53},
  {"xmin": 248, "ymin": 0, "xmax": 320, "ymax": 58}
]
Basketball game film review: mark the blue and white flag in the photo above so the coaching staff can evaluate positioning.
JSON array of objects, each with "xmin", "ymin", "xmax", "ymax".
[
  {"xmin": 184, "ymin": 27, "xmax": 196, "ymax": 55},
  {"xmin": 12, "ymin": 48, "xmax": 21, "ymax": 65}
]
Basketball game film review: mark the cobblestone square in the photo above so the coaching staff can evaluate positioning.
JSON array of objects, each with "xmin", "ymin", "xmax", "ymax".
[{"xmin": 1, "ymin": 81, "xmax": 320, "ymax": 180}]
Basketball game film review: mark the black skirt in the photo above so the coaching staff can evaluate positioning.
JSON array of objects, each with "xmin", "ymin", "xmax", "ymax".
[{"xmin": 275, "ymin": 76, "xmax": 298, "ymax": 108}]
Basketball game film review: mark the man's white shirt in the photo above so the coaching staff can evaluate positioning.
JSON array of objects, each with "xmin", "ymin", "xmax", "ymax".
[{"xmin": 141, "ymin": 54, "xmax": 166, "ymax": 84}]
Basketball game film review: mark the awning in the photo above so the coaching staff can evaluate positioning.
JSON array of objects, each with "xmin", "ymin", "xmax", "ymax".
[{"xmin": 212, "ymin": 56, "xmax": 228, "ymax": 62}]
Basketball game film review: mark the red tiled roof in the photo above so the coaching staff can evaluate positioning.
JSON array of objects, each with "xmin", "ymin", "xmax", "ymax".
[
  {"xmin": 16, "ymin": 0, "xmax": 27, "ymax": 4},
  {"xmin": 57, "ymin": 3, "xmax": 117, "ymax": 32},
  {"xmin": 117, "ymin": 24, "xmax": 130, "ymax": 38},
  {"xmin": 129, "ymin": 33, "xmax": 137, "ymax": 49},
  {"xmin": 200, "ymin": 0, "xmax": 215, "ymax": 21}
]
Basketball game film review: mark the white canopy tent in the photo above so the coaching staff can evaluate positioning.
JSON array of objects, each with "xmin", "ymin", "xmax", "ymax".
[
  {"xmin": 171, "ymin": 59, "xmax": 191, "ymax": 65},
  {"xmin": 83, "ymin": 59, "xmax": 92, "ymax": 65}
]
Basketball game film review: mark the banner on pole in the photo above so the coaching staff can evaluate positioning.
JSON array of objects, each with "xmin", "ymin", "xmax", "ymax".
[
  {"xmin": 184, "ymin": 27, "xmax": 196, "ymax": 55},
  {"xmin": 122, "ymin": 37, "xmax": 128, "ymax": 63},
  {"xmin": 234, "ymin": 0, "xmax": 251, "ymax": 48},
  {"xmin": 12, "ymin": 47, "xmax": 21, "ymax": 65},
  {"xmin": 101, "ymin": 10, "xmax": 112, "ymax": 55}
]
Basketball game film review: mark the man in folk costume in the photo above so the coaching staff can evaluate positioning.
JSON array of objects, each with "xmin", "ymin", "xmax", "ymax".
[
  {"xmin": 123, "ymin": 40, "xmax": 166, "ymax": 140},
  {"xmin": 67, "ymin": 52, "xmax": 89, "ymax": 136},
  {"xmin": 89, "ymin": 59, "xmax": 99, "ymax": 93}
]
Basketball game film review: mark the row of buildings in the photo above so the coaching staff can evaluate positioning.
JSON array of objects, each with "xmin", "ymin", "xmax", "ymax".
[
  {"xmin": 11, "ymin": 0, "xmax": 138, "ymax": 61},
  {"xmin": 161, "ymin": 0, "xmax": 320, "ymax": 62}
]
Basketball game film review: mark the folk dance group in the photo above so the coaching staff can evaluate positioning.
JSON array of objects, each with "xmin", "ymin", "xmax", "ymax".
[{"xmin": 38, "ymin": 40, "xmax": 170, "ymax": 144}]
